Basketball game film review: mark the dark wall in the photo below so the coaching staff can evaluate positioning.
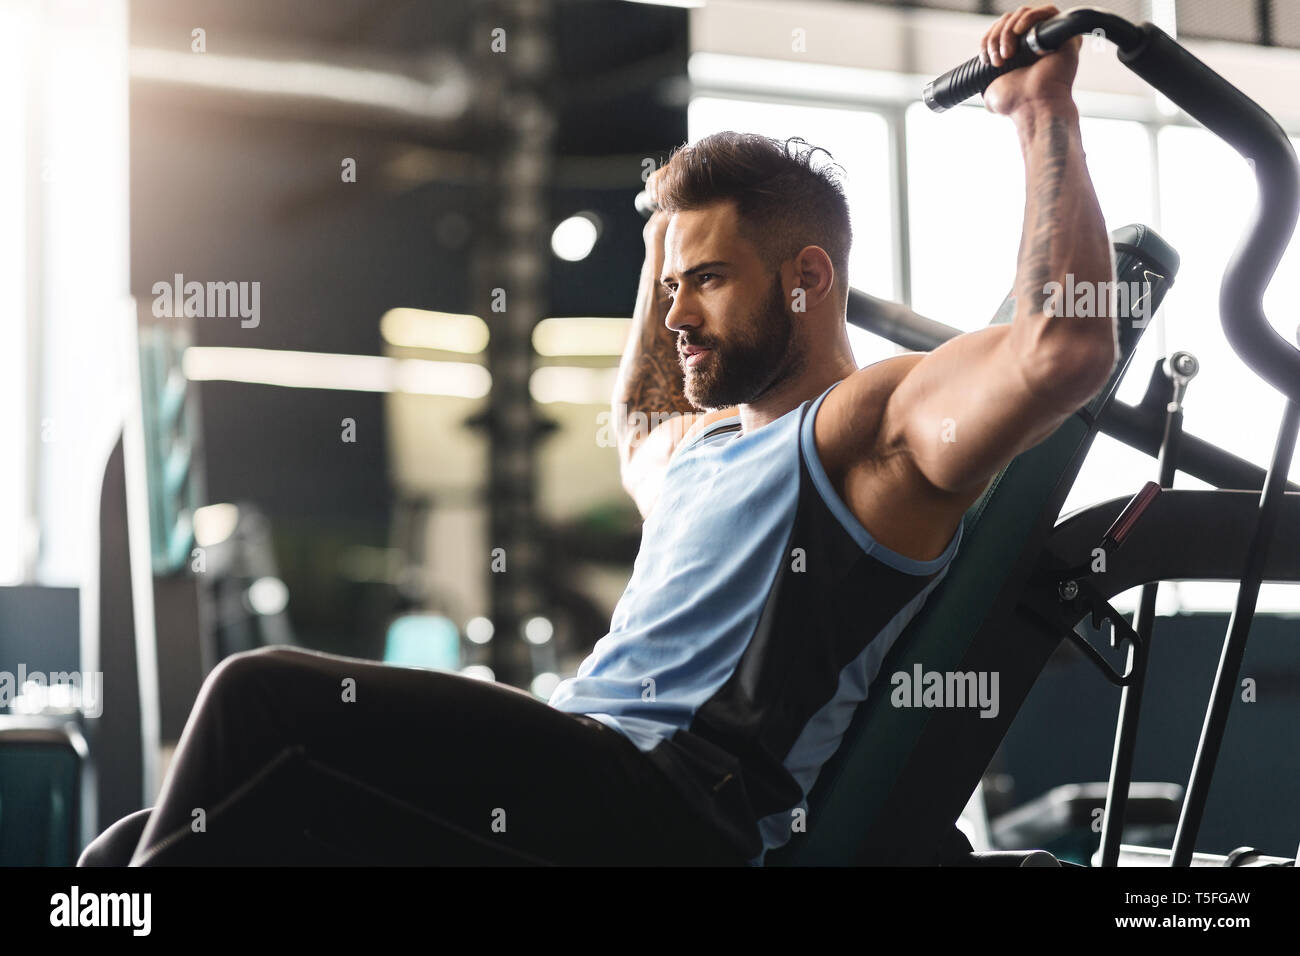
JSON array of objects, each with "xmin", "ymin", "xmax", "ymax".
[{"xmin": 0, "ymin": 587, "xmax": 79, "ymax": 678}]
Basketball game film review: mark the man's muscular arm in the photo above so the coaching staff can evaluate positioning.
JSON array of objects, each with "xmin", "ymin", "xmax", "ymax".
[
  {"xmin": 883, "ymin": 99, "xmax": 1116, "ymax": 493},
  {"xmin": 863, "ymin": 8, "xmax": 1117, "ymax": 499},
  {"xmin": 817, "ymin": 5, "xmax": 1120, "ymax": 565},
  {"xmin": 1007, "ymin": 102, "xmax": 1118, "ymax": 398},
  {"xmin": 613, "ymin": 212, "xmax": 696, "ymax": 460},
  {"xmin": 612, "ymin": 211, "xmax": 704, "ymax": 516}
]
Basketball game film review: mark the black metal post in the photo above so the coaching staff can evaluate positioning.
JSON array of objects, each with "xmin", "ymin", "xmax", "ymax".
[
  {"xmin": 1099, "ymin": 356, "xmax": 1193, "ymax": 866},
  {"xmin": 1170, "ymin": 397, "xmax": 1300, "ymax": 864}
]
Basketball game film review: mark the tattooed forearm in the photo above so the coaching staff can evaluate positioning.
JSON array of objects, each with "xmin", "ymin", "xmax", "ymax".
[
  {"xmin": 1011, "ymin": 101, "xmax": 1114, "ymax": 331},
  {"xmin": 1019, "ymin": 116, "xmax": 1073, "ymax": 314},
  {"xmin": 1009, "ymin": 99, "xmax": 1118, "ymax": 407},
  {"xmin": 612, "ymin": 246, "xmax": 696, "ymax": 456}
]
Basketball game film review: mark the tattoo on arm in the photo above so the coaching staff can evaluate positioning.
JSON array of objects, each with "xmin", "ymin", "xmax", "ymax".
[
  {"xmin": 1017, "ymin": 116, "xmax": 1072, "ymax": 315},
  {"xmin": 614, "ymin": 268, "xmax": 696, "ymax": 453},
  {"xmin": 622, "ymin": 321, "xmax": 691, "ymax": 421},
  {"xmin": 1007, "ymin": 106, "xmax": 1117, "ymax": 409}
]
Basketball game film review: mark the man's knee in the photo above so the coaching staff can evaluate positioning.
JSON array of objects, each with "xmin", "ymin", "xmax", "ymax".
[
  {"xmin": 77, "ymin": 807, "xmax": 153, "ymax": 867},
  {"xmin": 205, "ymin": 645, "xmax": 307, "ymax": 699}
]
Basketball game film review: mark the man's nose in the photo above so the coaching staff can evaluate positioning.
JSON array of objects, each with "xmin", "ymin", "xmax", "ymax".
[{"xmin": 664, "ymin": 294, "xmax": 699, "ymax": 334}]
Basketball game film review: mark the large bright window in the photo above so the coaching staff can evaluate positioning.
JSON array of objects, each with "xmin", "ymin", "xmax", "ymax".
[
  {"xmin": 1151, "ymin": 125, "xmax": 1300, "ymax": 465},
  {"xmin": 906, "ymin": 106, "xmax": 1155, "ymax": 329},
  {"xmin": 0, "ymin": 2, "xmax": 32, "ymax": 585},
  {"xmin": 1062, "ymin": 126, "xmax": 1300, "ymax": 613},
  {"xmin": 0, "ymin": 0, "xmax": 130, "ymax": 587},
  {"xmin": 1138, "ymin": 126, "xmax": 1300, "ymax": 612},
  {"xmin": 905, "ymin": 102, "xmax": 1025, "ymax": 331},
  {"xmin": 904, "ymin": 107, "xmax": 1218, "ymax": 609}
]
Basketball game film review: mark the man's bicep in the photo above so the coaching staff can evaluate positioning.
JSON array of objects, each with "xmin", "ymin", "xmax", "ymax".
[{"xmin": 879, "ymin": 325, "xmax": 1081, "ymax": 496}]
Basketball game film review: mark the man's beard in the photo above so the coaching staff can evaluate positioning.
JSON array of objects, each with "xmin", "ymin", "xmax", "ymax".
[{"xmin": 680, "ymin": 273, "xmax": 806, "ymax": 410}]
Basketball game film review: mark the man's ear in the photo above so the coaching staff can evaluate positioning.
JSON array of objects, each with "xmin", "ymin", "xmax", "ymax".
[{"xmin": 786, "ymin": 245, "xmax": 835, "ymax": 315}]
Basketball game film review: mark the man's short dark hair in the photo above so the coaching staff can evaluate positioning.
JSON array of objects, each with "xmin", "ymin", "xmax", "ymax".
[{"xmin": 656, "ymin": 131, "xmax": 853, "ymax": 292}]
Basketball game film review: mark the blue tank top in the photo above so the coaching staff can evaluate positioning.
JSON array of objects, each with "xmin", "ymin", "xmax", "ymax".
[{"xmin": 547, "ymin": 379, "xmax": 962, "ymax": 864}]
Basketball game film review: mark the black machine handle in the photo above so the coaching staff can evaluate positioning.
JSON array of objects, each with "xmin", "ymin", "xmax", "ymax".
[
  {"xmin": 1118, "ymin": 26, "xmax": 1300, "ymax": 405},
  {"xmin": 922, "ymin": 7, "xmax": 1144, "ymax": 112},
  {"xmin": 924, "ymin": 6, "xmax": 1300, "ymax": 406}
]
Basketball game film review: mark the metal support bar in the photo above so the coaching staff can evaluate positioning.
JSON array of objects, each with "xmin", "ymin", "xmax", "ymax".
[
  {"xmin": 1100, "ymin": 355, "xmax": 1195, "ymax": 866},
  {"xmin": 1171, "ymin": 396, "xmax": 1300, "ymax": 865}
]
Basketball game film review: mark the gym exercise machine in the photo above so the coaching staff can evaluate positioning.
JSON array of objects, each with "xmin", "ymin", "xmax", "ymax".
[
  {"xmin": 641, "ymin": 5, "xmax": 1300, "ymax": 866},
  {"xmin": 917, "ymin": 3, "xmax": 1300, "ymax": 868}
]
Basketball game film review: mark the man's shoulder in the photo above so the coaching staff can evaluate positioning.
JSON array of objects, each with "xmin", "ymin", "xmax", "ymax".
[
  {"xmin": 813, "ymin": 353, "xmax": 976, "ymax": 564},
  {"xmin": 815, "ymin": 353, "xmax": 927, "ymax": 480}
]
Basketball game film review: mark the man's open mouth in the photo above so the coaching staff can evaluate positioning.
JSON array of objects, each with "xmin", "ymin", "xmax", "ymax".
[{"xmin": 682, "ymin": 345, "xmax": 712, "ymax": 368}]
